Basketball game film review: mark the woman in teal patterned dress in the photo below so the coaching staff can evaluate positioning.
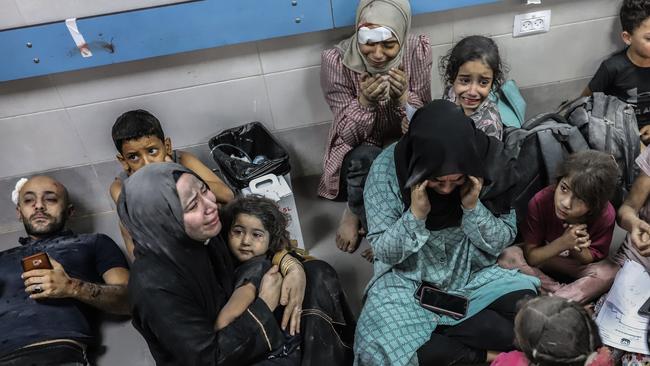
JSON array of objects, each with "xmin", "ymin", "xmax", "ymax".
[{"xmin": 354, "ymin": 100, "xmax": 540, "ymax": 366}]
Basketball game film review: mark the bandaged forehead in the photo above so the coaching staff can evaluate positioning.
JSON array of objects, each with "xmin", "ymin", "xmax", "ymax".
[{"xmin": 357, "ymin": 26, "xmax": 396, "ymax": 44}]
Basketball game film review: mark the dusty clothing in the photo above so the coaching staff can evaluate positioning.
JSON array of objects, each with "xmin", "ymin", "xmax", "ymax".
[
  {"xmin": 0, "ymin": 231, "xmax": 128, "ymax": 358},
  {"xmin": 120, "ymin": 163, "xmax": 354, "ymax": 366},
  {"xmin": 317, "ymin": 34, "xmax": 432, "ymax": 199},
  {"xmin": 498, "ymin": 185, "xmax": 618, "ymax": 304},
  {"xmin": 355, "ymin": 145, "xmax": 539, "ymax": 366},
  {"xmin": 522, "ymin": 185, "xmax": 615, "ymax": 261},
  {"xmin": 444, "ymin": 87, "xmax": 504, "ymax": 140},
  {"xmin": 119, "ymin": 164, "xmax": 287, "ymax": 366},
  {"xmin": 355, "ymin": 103, "xmax": 539, "ymax": 366}
]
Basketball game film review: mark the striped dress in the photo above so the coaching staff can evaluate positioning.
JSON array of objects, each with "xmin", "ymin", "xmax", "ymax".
[
  {"xmin": 317, "ymin": 34, "xmax": 432, "ymax": 200},
  {"xmin": 354, "ymin": 145, "xmax": 540, "ymax": 366}
]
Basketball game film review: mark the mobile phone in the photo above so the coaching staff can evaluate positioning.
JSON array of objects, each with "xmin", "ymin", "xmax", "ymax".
[
  {"xmin": 419, "ymin": 287, "xmax": 469, "ymax": 320},
  {"xmin": 21, "ymin": 252, "xmax": 53, "ymax": 272},
  {"xmin": 413, "ymin": 281, "xmax": 438, "ymax": 301},
  {"xmin": 639, "ymin": 296, "xmax": 650, "ymax": 317}
]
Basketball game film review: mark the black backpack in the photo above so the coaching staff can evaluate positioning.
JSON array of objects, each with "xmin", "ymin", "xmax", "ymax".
[
  {"xmin": 483, "ymin": 113, "xmax": 590, "ymax": 223},
  {"xmin": 560, "ymin": 92, "xmax": 640, "ymax": 206}
]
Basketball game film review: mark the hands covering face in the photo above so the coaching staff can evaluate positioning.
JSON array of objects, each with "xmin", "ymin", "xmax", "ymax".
[{"xmin": 359, "ymin": 67, "xmax": 408, "ymax": 107}]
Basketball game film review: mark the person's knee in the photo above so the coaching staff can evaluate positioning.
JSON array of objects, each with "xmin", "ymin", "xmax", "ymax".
[
  {"xmin": 588, "ymin": 259, "xmax": 620, "ymax": 282},
  {"xmin": 498, "ymin": 246, "xmax": 526, "ymax": 269},
  {"xmin": 304, "ymin": 260, "xmax": 338, "ymax": 282},
  {"xmin": 347, "ymin": 146, "xmax": 382, "ymax": 173}
]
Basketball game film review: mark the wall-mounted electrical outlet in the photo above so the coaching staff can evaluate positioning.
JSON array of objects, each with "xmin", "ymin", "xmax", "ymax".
[{"xmin": 513, "ymin": 10, "xmax": 551, "ymax": 37}]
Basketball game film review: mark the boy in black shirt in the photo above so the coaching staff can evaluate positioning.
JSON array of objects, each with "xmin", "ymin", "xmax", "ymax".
[{"xmin": 585, "ymin": 0, "xmax": 650, "ymax": 143}]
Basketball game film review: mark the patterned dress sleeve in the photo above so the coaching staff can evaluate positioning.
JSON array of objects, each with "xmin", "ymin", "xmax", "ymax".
[
  {"xmin": 461, "ymin": 202, "xmax": 517, "ymax": 258},
  {"xmin": 321, "ymin": 48, "xmax": 376, "ymax": 147},
  {"xmin": 406, "ymin": 34, "xmax": 432, "ymax": 109},
  {"xmin": 364, "ymin": 153, "xmax": 432, "ymax": 265}
]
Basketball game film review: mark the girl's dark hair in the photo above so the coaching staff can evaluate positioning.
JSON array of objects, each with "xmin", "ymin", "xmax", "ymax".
[
  {"xmin": 555, "ymin": 150, "xmax": 619, "ymax": 223},
  {"xmin": 222, "ymin": 195, "xmax": 290, "ymax": 255},
  {"xmin": 515, "ymin": 296, "xmax": 602, "ymax": 366},
  {"xmin": 439, "ymin": 35, "xmax": 505, "ymax": 91},
  {"xmin": 620, "ymin": 0, "xmax": 650, "ymax": 34}
]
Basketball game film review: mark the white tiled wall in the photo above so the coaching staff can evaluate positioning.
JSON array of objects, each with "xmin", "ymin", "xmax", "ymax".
[
  {"xmin": 0, "ymin": 0, "xmax": 622, "ymax": 180},
  {"xmin": 0, "ymin": 0, "xmax": 188, "ymax": 30}
]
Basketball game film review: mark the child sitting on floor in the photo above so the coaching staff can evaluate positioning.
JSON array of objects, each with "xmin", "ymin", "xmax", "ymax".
[
  {"xmin": 440, "ymin": 35, "xmax": 506, "ymax": 140},
  {"xmin": 491, "ymin": 296, "xmax": 613, "ymax": 366},
  {"xmin": 499, "ymin": 150, "xmax": 620, "ymax": 304},
  {"xmin": 110, "ymin": 109, "xmax": 234, "ymax": 258}
]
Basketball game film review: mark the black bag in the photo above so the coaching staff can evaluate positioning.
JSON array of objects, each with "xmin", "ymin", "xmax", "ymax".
[
  {"xmin": 209, "ymin": 122, "xmax": 290, "ymax": 189},
  {"xmin": 499, "ymin": 113, "xmax": 590, "ymax": 222},
  {"xmin": 560, "ymin": 92, "xmax": 640, "ymax": 207}
]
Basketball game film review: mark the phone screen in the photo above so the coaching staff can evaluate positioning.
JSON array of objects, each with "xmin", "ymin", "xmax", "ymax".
[{"xmin": 420, "ymin": 287, "xmax": 468, "ymax": 317}]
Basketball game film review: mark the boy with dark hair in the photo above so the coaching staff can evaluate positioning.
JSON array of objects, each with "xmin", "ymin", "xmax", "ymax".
[
  {"xmin": 584, "ymin": 0, "xmax": 650, "ymax": 143},
  {"xmin": 110, "ymin": 109, "xmax": 234, "ymax": 257}
]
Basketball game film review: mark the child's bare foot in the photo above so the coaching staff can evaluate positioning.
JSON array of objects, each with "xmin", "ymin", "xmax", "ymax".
[{"xmin": 336, "ymin": 208, "xmax": 362, "ymax": 253}]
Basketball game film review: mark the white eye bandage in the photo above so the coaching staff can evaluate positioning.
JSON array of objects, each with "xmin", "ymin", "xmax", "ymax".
[
  {"xmin": 11, "ymin": 178, "xmax": 28, "ymax": 205},
  {"xmin": 357, "ymin": 26, "xmax": 395, "ymax": 44}
]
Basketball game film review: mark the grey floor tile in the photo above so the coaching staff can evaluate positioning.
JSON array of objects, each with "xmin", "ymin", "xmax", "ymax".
[
  {"xmin": 291, "ymin": 175, "xmax": 373, "ymax": 316},
  {"xmin": 0, "ymin": 230, "xmax": 23, "ymax": 251},
  {"xmin": 68, "ymin": 211, "xmax": 126, "ymax": 254}
]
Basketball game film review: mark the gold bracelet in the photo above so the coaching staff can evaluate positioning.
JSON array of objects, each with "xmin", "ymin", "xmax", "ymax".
[
  {"xmin": 272, "ymin": 249, "xmax": 289, "ymax": 267},
  {"xmin": 280, "ymin": 256, "xmax": 302, "ymax": 276},
  {"xmin": 281, "ymin": 260, "xmax": 299, "ymax": 276}
]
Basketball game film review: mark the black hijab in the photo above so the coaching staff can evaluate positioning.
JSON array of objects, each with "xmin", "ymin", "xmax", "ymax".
[
  {"xmin": 116, "ymin": 163, "xmax": 228, "ymax": 313},
  {"xmin": 394, "ymin": 100, "xmax": 515, "ymax": 230}
]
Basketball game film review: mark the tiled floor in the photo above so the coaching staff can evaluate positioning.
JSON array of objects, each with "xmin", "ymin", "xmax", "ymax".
[{"xmin": 291, "ymin": 175, "xmax": 374, "ymax": 316}]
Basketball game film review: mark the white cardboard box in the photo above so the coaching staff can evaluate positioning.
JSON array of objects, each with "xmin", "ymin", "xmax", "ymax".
[{"xmin": 241, "ymin": 174, "xmax": 305, "ymax": 249}]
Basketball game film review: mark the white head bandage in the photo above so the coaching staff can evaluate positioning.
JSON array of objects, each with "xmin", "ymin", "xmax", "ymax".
[
  {"xmin": 11, "ymin": 178, "xmax": 28, "ymax": 205},
  {"xmin": 357, "ymin": 26, "xmax": 395, "ymax": 44}
]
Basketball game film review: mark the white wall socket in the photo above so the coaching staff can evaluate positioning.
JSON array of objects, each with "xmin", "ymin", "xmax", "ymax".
[{"xmin": 513, "ymin": 9, "xmax": 551, "ymax": 37}]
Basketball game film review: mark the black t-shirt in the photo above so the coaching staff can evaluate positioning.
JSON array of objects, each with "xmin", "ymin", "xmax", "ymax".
[
  {"xmin": 589, "ymin": 49, "xmax": 650, "ymax": 127},
  {"xmin": 0, "ymin": 231, "xmax": 129, "ymax": 357}
]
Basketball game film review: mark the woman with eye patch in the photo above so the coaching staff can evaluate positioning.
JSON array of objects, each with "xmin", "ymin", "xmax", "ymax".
[
  {"xmin": 354, "ymin": 100, "xmax": 540, "ymax": 366},
  {"xmin": 318, "ymin": 0, "xmax": 432, "ymax": 260}
]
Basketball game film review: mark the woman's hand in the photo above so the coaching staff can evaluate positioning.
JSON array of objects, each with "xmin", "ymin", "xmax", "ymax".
[
  {"xmin": 460, "ymin": 176, "xmax": 483, "ymax": 210},
  {"xmin": 410, "ymin": 181, "xmax": 431, "ymax": 220},
  {"xmin": 280, "ymin": 265, "xmax": 306, "ymax": 336},
  {"xmin": 258, "ymin": 266, "xmax": 283, "ymax": 311},
  {"xmin": 359, "ymin": 73, "xmax": 389, "ymax": 106},
  {"xmin": 388, "ymin": 67, "xmax": 408, "ymax": 105}
]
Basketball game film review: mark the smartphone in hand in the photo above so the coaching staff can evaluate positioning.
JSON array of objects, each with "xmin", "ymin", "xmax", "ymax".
[{"xmin": 21, "ymin": 252, "xmax": 53, "ymax": 272}]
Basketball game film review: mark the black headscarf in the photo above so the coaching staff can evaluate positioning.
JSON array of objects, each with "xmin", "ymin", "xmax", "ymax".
[
  {"xmin": 394, "ymin": 100, "xmax": 515, "ymax": 230},
  {"xmin": 116, "ymin": 163, "xmax": 227, "ymax": 313}
]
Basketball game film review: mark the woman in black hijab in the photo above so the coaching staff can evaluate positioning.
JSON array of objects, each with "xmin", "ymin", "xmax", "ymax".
[
  {"xmin": 354, "ymin": 100, "xmax": 539, "ymax": 366},
  {"xmin": 118, "ymin": 163, "xmax": 354, "ymax": 366}
]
